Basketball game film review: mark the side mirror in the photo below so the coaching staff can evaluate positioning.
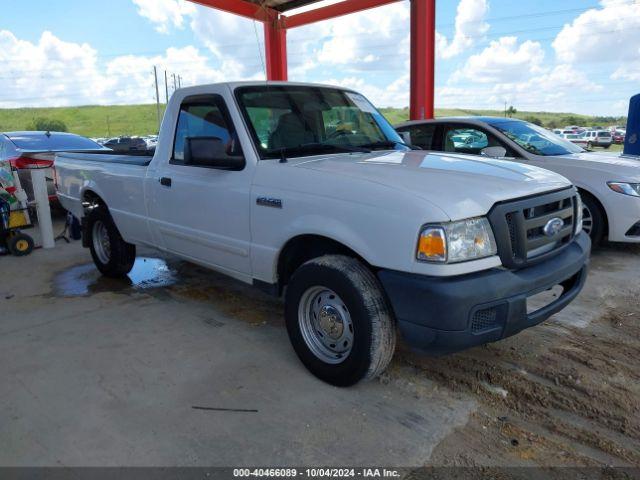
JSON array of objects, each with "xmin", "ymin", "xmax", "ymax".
[
  {"xmin": 185, "ymin": 137, "xmax": 245, "ymax": 171},
  {"xmin": 481, "ymin": 146, "xmax": 507, "ymax": 158}
]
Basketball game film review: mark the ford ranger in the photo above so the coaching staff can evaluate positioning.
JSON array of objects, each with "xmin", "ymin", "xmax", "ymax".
[{"xmin": 55, "ymin": 82, "xmax": 590, "ymax": 386}]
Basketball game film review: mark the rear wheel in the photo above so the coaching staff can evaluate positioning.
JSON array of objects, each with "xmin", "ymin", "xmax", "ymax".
[
  {"xmin": 586, "ymin": 141, "xmax": 593, "ymax": 150},
  {"xmin": 285, "ymin": 255, "xmax": 396, "ymax": 387},
  {"xmin": 85, "ymin": 206, "xmax": 136, "ymax": 277},
  {"xmin": 581, "ymin": 192, "xmax": 605, "ymax": 246}
]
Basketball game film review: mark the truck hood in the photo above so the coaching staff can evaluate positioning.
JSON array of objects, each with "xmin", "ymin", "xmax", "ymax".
[{"xmin": 292, "ymin": 150, "xmax": 571, "ymax": 220}]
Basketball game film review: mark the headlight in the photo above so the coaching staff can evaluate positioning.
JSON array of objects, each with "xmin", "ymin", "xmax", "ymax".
[
  {"xmin": 417, "ymin": 217, "xmax": 497, "ymax": 263},
  {"xmin": 575, "ymin": 193, "xmax": 583, "ymax": 235},
  {"xmin": 607, "ymin": 182, "xmax": 640, "ymax": 197}
]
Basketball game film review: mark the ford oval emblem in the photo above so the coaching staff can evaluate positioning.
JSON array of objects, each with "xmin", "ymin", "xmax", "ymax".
[{"xmin": 543, "ymin": 217, "xmax": 564, "ymax": 237}]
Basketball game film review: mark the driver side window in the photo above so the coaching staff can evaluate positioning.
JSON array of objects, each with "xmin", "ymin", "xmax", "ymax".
[{"xmin": 172, "ymin": 95, "xmax": 239, "ymax": 165}]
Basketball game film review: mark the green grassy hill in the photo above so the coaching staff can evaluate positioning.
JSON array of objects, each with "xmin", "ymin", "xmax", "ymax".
[{"xmin": 0, "ymin": 103, "xmax": 626, "ymax": 139}]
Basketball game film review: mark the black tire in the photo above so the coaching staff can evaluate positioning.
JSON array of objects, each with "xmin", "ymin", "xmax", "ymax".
[
  {"xmin": 8, "ymin": 233, "xmax": 34, "ymax": 256},
  {"xmin": 285, "ymin": 255, "xmax": 396, "ymax": 387},
  {"xmin": 603, "ymin": 144, "xmax": 610, "ymax": 149},
  {"xmin": 581, "ymin": 192, "xmax": 605, "ymax": 247},
  {"xmin": 85, "ymin": 205, "xmax": 136, "ymax": 277}
]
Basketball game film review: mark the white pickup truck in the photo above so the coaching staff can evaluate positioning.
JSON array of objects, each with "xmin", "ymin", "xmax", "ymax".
[{"xmin": 55, "ymin": 82, "xmax": 590, "ymax": 386}]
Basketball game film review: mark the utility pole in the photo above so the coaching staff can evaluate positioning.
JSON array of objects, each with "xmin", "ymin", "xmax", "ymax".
[
  {"xmin": 106, "ymin": 116, "xmax": 111, "ymax": 137},
  {"xmin": 173, "ymin": 73, "xmax": 177, "ymax": 92},
  {"xmin": 178, "ymin": 75, "xmax": 182, "ymax": 88},
  {"xmin": 153, "ymin": 66, "xmax": 161, "ymax": 132},
  {"xmin": 504, "ymin": 101, "xmax": 507, "ymax": 118},
  {"xmin": 164, "ymin": 70, "xmax": 169, "ymax": 104}
]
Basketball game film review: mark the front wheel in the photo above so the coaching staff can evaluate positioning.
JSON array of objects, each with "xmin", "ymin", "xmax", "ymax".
[
  {"xmin": 85, "ymin": 206, "xmax": 136, "ymax": 277},
  {"xmin": 285, "ymin": 255, "xmax": 396, "ymax": 387},
  {"xmin": 581, "ymin": 192, "xmax": 605, "ymax": 246}
]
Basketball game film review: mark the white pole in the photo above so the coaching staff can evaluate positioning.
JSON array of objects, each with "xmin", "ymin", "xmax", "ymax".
[
  {"xmin": 31, "ymin": 168, "xmax": 55, "ymax": 249},
  {"xmin": 11, "ymin": 169, "xmax": 30, "ymax": 224}
]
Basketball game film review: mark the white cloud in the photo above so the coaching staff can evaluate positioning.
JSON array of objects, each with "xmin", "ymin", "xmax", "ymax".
[
  {"xmin": 612, "ymin": 64, "xmax": 640, "ymax": 81},
  {"xmin": 0, "ymin": 30, "xmax": 107, "ymax": 108},
  {"xmin": 438, "ymin": 0, "xmax": 489, "ymax": 59},
  {"xmin": 131, "ymin": 0, "xmax": 195, "ymax": 33},
  {"xmin": 552, "ymin": 0, "xmax": 640, "ymax": 64},
  {"xmin": 452, "ymin": 36, "xmax": 545, "ymax": 83},
  {"xmin": 437, "ymin": 64, "xmax": 603, "ymax": 113},
  {"xmin": 322, "ymin": 75, "xmax": 410, "ymax": 108},
  {"xmin": 0, "ymin": 30, "xmax": 224, "ymax": 108},
  {"xmin": 290, "ymin": 1, "xmax": 411, "ymax": 76}
]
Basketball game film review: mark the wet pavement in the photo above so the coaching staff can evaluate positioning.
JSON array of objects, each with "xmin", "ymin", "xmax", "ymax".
[{"xmin": 52, "ymin": 257, "xmax": 178, "ymax": 297}]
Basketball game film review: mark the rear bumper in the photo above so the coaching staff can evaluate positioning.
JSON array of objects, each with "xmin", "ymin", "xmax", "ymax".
[{"xmin": 378, "ymin": 231, "xmax": 590, "ymax": 354}]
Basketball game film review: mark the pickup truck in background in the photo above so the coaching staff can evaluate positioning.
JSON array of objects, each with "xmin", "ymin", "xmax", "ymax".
[{"xmin": 55, "ymin": 82, "xmax": 590, "ymax": 386}]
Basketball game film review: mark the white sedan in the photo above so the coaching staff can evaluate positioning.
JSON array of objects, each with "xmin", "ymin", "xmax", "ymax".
[{"xmin": 396, "ymin": 117, "xmax": 640, "ymax": 246}]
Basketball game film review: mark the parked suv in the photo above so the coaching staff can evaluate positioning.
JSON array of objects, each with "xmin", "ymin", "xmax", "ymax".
[
  {"xmin": 584, "ymin": 130, "xmax": 612, "ymax": 149},
  {"xmin": 103, "ymin": 136, "xmax": 148, "ymax": 152}
]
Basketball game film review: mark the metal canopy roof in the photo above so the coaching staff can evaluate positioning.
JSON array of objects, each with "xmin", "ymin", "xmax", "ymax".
[{"xmin": 246, "ymin": 0, "xmax": 322, "ymax": 12}]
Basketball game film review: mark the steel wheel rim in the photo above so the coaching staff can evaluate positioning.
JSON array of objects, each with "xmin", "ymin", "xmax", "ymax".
[
  {"xmin": 92, "ymin": 220, "xmax": 111, "ymax": 264},
  {"xmin": 582, "ymin": 204, "xmax": 593, "ymax": 235},
  {"xmin": 298, "ymin": 286, "xmax": 354, "ymax": 364}
]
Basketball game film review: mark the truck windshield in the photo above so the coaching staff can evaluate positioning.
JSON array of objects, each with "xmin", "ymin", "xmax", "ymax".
[
  {"xmin": 235, "ymin": 85, "xmax": 409, "ymax": 159},
  {"xmin": 487, "ymin": 120, "xmax": 584, "ymax": 156}
]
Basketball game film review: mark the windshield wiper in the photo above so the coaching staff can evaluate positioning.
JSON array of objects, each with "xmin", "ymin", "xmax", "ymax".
[{"xmin": 267, "ymin": 143, "xmax": 371, "ymax": 162}]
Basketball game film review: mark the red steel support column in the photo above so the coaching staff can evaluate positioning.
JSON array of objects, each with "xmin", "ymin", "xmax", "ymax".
[
  {"xmin": 410, "ymin": 0, "xmax": 435, "ymax": 120},
  {"xmin": 264, "ymin": 18, "xmax": 288, "ymax": 81}
]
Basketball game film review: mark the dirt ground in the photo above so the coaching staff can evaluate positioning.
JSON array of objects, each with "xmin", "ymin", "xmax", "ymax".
[{"xmin": 392, "ymin": 242, "xmax": 640, "ymax": 471}]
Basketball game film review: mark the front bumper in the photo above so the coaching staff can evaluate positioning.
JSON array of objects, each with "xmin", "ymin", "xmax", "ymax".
[{"xmin": 378, "ymin": 231, "xmax": 591, "ymax": 354}]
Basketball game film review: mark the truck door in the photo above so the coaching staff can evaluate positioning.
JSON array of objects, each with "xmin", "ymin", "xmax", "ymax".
[{"xmin": 147, "ymin": 93, "xmax": 252, "ymax": 278}]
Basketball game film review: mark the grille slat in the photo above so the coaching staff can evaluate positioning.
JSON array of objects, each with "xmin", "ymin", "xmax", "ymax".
[
  {"xmin": 525, "ymin": 206, "xmax": 574, "ymax": 229},
  {"xmin": 488, "ymin": 188, "xmax": 578, "ymax": 269}
]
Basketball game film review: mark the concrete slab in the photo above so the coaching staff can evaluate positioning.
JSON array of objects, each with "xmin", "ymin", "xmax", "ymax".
[{"xmin": 0, "ymin": 240, "xmax": 475, "ymax": 467}]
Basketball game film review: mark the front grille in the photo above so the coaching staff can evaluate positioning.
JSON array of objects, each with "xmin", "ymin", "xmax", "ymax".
[
  {"xmin": 471, "ymin": 308, "xmax": 498, "ymax": 333},
  {"xmin": 488, "ymin": 188, "xmax": 578, "ymax": 269}
]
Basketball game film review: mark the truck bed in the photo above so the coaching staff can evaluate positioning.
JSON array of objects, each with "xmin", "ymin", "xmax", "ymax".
[
  {"xmin": 56, "ymin": 150, "xmax": 154, "ymax": 167},
  {"xmin": 54, "ymin": 150, "xmax": 152, "ymax": 245}
]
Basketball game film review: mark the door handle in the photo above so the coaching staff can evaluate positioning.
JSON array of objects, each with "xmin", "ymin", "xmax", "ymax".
[{"xmin": 159, "ymin": 177, "xmax": 172, "ymax": 187}]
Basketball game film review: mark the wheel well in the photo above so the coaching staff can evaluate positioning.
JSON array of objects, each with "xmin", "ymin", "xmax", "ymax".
[
  {"xmin": 82, "ymin": 190, "xmax": 105, "ymax": 210},
  {"xmin": 277, "ymin": 235, "xmax": 369, "ymax": 291},
  {"xmin": 578, "ymin": 188, "xmax": 608, "ymax": 236}
]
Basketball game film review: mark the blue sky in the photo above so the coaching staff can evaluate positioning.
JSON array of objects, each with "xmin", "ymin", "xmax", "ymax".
[{"xmin": 1, "ymin": 0, "xmax": 638, "ymax": 115}]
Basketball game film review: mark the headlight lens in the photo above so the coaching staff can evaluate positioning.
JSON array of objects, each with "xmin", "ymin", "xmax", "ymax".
[
  {"xmin": 575, "ymin": 193, "xmax": 583, "ymax": 235},
  {"xmin": 607, "ymin": 182, "xmax": 640, "ymax": 197},
  {"xmin": 417, "ymin": 217, "xmax": 497, "ymax": 263}
]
